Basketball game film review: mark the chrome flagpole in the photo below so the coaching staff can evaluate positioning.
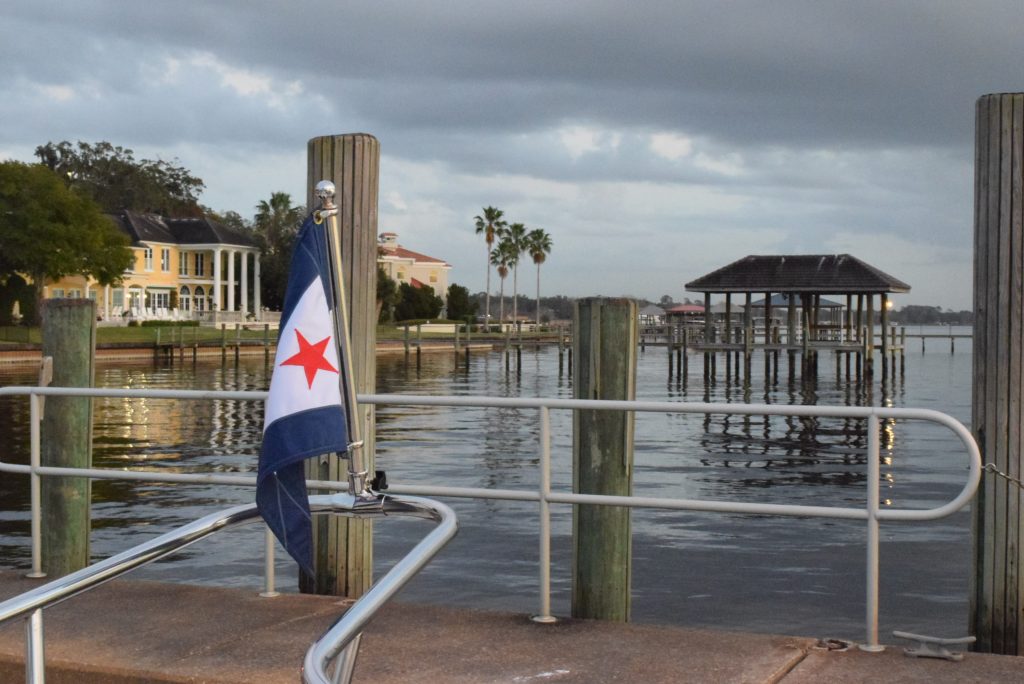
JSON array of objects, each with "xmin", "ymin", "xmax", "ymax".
[{"xmin": 313, "ymin": 180, "xmax": 372, "ymax": 499}]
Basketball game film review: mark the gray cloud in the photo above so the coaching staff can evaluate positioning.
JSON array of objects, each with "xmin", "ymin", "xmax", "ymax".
[{"xmin": 2, "ymin": 0, "xmax": 1018, "ymax": 309}]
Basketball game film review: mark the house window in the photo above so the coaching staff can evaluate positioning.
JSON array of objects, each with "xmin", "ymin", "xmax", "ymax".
[
  {"xmin": 195, "ymin": 253, "xmax": 205, "ymax": 276},
  {"xmin": 68, "ymin": 289, "xmax": 82, "ymax": 298},
  {"xmin": 194, "ymin": 286, "xmax": 205, "ymax": 311},
  {"xmin": 179, "ymin": 251, "xmax": 189, "ymax": 276},
  {"xmin": 161, "ymin": 248, "xmax": 171, "ymax": 272},
  {"xmin": 112, "ymin": 290, "xmax": 124, "ymax": 308},
  {"xmin": 151, "ymin": 291, "xmax": 170, "ymax": 309},
  {"xmin": 179, "ymin": 286, "xmax": 191, "ymax": 312},
  {"xmin": 429, "ymin": 272, "xmax": 438, "ymax": 283},
  {"xmin": 87, "ymin": 291, "xmax": 97, "ymax": 301},
  {"xmin": 144, "ymin": 247, "xmax": 153, "ymax": 271},
  {"xmin": 50, "ymin": 289, "xmax": 65, "ymax": 299},
  {"xmin": 397, "ymin": 271, "xmax": 405, "ymax": 281}
]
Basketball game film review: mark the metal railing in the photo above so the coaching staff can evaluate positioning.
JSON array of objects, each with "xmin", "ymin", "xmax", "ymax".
[
  {"xmin": 0, "ymin": 490, "xmax": 457, "ymax": 684},
  {"xmin": 0, "ymin": 386, "xmax": 982, "ymax": 656}
]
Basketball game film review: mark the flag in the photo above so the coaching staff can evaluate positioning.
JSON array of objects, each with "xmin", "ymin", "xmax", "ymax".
[{"xmin": 257, "ymin": 213, "xmax": 348, "ymax": 575}]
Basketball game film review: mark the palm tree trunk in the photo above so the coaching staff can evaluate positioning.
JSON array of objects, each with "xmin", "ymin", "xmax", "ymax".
[
  {"xmin": 499, "ymin": 279, "xmax": 505, "ymax": 327},
  {"xmin": 512, "ymin": 265, "xmax": 518, "ymax": 325},
  {"xmin": 484, "ymin": 246, "xmax": 492, "ymax": 329},
  {"xmin": 536, "ymin": 263, "xmax": 542, "ymax": 329}
]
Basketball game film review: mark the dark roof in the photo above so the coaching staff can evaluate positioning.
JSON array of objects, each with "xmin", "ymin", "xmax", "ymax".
[
  {"xmin": 109, "ymin": 211, "xmax": 257, "ymax": 248},
  {"xmin": 685, "ymin": 254, "xmax": 910, "ymax": 294}
]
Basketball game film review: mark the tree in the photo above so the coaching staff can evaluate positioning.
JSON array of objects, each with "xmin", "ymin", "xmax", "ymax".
[
  {"xmin": 525, "ymin": 228, "xmax": 553, "ymax": 328},
  {"xmin": 0, "ymin": 162, "xmax": 133, "ymax": 324},
  {"xmin": 34, "ymin": 140, "xmax": 205, "ymax": 215},
  {"xmin": 395, "ymin": 283, "xmax": 443, "ymax": 321},
  {"xmin": 490, "ymin": 239, "xmax": 515, "ymax": 326},
  {"xmin": 252, "ymin": 192, "xmax": 304, "ymax": 311},
  {"xmin": 504, "ymin": 222, "xmax": 527, "ymax": 324},
  {"xmin": 446, "ymin": 283, "xmax": 477, "ymax": 322},
  {"xmin": 377, "ymin": 265, "xmax": 400, "ymax": 323},
  {"xmin": 474, "ymin": 206, "xmax": 506, "ymax": 325}
]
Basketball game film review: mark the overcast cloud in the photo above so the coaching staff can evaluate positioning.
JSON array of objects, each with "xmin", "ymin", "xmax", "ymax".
[{"xmin": 3, "ymin": 1, "xmax": 1021, "ymax": 310}]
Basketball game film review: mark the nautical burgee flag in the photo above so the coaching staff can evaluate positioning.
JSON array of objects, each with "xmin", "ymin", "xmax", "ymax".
[{"xmin": 258, "ymin": 213, "xmax": 348, "ymax": 575}]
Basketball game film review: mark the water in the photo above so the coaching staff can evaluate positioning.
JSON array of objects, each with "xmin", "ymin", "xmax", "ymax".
[{"xmin": 0, "ymin": 328, "xmax": 974, "ymax": 641}]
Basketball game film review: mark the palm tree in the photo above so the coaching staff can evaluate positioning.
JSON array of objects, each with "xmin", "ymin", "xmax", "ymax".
[
  {"xmin": 474, "ymin": 206, "xmax": 506, "ymax": 328},
  {"xmin": 526, "ymin": 228, "xmax": 552, "ymax": 328},
  {"xmin": 490, "ymin": 239, "xmax": 515, "ymax": 327},
  {"xmin": 504, "ymin": 223, "xmax": 527, "ymax": 325},
  {"xmin": 254, "ymin": 192, "xmax": 304, "ymax": 311}
]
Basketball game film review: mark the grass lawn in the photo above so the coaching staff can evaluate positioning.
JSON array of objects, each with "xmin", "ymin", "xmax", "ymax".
[{"xmin": 0, "ymin": 325, "xmax": 273, "ymax": 346}]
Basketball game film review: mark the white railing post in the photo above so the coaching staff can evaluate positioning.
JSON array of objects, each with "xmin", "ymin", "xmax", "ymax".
[
  {"xmin": 260, "ymin": 525, "xmax": 280, "ymax": 598},
  {"xmin": 26, "ymin": 608, "xmax": 44, "ymax": 684},
  {"xmin": 532, "ymin": 406, "xmax": 556, "ymax": 624},
  {"xmin": 861, "ymin": 412, "xmax": 884, "ymax": 652},
  {"xmin": 27, "ymin": 393, "xmax": 44, "ymax": 579}
]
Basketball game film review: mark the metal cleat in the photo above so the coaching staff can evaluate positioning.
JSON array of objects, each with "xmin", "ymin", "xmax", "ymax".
[{"xmin": 892, "ymin": 631, "xmax": 976, "ymax": 661}]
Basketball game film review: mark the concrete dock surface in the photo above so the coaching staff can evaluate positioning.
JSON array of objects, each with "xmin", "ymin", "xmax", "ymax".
[{"xmin": 0, "ymin": 571, "xmax": 1021, "ymax": 683}]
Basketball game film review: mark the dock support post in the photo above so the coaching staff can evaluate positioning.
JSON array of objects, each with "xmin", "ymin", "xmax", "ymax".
[
  {"xmin": 304, "ymin": 133, "xmax": 380, "ymax": 598},
  {"xmin": 572, "ymin": 297, "xmax": 636, "ymax": 622},
  {"xmin": 40, "ymin": 299, "xmax": 95, "ymax": 576},
  {"xmin": 971, "ymin": 92, "xmax": 1024, "ymax": 654}
]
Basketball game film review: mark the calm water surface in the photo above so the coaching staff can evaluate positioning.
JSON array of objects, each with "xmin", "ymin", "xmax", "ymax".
[{"xmin": 0, "ymin": 327, "xmax": 974, "ymax": 641}]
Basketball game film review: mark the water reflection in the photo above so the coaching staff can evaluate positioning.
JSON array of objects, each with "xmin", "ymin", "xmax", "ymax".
[{"xmin": 0, "ymin": 334, "xmax": 975, "ymax": 636}]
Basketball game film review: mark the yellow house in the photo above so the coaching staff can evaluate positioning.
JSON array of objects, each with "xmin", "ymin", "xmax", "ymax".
[
  {"xmin": 45, "ymin": 211, "xmax": 262, "ymax": 322},
  {"xmin": 377, "ymin": 232, "xmax": 451, "ymax": 298}
]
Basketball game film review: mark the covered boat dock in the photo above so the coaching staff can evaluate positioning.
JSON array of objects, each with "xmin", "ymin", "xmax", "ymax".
[{"xmin": 684, "ymin": 254, "xmax": 911, "ymax": 381}]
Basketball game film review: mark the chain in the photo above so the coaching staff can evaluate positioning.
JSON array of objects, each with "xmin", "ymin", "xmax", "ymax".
[{"xmin": 984, "ymin": 463, "xmax": 1024, "ymax": 490}]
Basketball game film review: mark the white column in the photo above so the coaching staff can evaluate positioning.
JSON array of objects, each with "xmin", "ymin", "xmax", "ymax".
[
  {"xmin": 254, "ymin": 253, "xmax": 261, "ymax": 320},
  {"xmin": 213, "ymin": 248, "xmax": 222, "ymax": 311},
  {"xmin": 104, "ymin": 285, "xmax": 110, "ymax": 320},
  {"xmin": 227, "ymin": 249, "xmax": 236, "ymax": 312},
  {"xmin": 241, "ymin": 250, "xmax": 249, "ymax": 317}
]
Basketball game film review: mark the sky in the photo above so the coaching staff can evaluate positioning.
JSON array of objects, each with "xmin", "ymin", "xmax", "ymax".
[{"xmin": 2, "ymin": 1, "xmax": 1021, "ymax": 311}]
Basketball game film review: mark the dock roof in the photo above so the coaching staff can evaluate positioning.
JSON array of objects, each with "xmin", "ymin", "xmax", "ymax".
[{"xmin": 685, "ymin": 254, "xmax": 910, "ymax": 295}]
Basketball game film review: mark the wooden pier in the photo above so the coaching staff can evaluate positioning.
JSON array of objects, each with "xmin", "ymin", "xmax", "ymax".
[{"xmin": 678, "ymin": 254, "xmax": 915, "ymax": 383}]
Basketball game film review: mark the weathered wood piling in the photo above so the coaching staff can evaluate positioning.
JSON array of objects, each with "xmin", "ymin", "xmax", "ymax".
[
  {"xmin": 40, "ymin": 299, "xmax": 95, "ymax": 577},
  {"xmin": 572, "ymin": 298, "xmax": 637, "ymax": 621},
  {"xmin": 971, "ymin": 91, "xmax": 1024, "ymax": 654},
  {"xmin": 303, "ymin": 133, "xmax": 380, "ymax": 598}
]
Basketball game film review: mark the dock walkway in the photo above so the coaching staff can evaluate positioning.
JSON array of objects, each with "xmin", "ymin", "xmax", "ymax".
[{"xmin": 0, "ymin": 572, "xmax": 1021, "ymax": 683}]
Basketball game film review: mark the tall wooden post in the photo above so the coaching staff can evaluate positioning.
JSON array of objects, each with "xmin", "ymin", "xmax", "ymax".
[
  {"xmin": 40, "ymin": 299, "xmax": 95, "ymax": 576},
  {"xmin": 572, "ymin": 298, "xmax": 637, "ymax": 621},
  {"xmin": 972, "ymin": 92, "xmax": 1024, "ymax": 654},
  {"xmin": 865, "ymin": 294, "xmax": 875, "ymax": 376},
  {"xmin": 303, "ymin": 133, "xmax": 379, "ymax": 597}
]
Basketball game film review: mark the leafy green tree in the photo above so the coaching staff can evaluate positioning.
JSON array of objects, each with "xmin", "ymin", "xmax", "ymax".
[
  {"xmin": 504, "ymin": 222, "xmax": 527, "ymax": 324},
  {"xmin": 474, "ymin": 206, "xmax": 506, "ymax": 325},
  {"xmin": 0, "ymin": 162, "xmax": 133, "ymax": 324},
  {"xmin": 446, "ymin": 283, "xmax": 477, "ymax": 322},
  {"xmin": 377, "ymin": 265, "xmax": 400, "ymax": 323},
  {"xmin": 525, "ymin": 228, "xmax": 552, "ymax": 328},
  {"xmin": 253, "ymin": 192, "xmax": 304, "ymax": 311},
  {"xmin": 395, "ymin": 282, "xmax": 443, "ymax": 321},
  {"xmin": 34, "ymin": 140, "xmax": 205, "ymax": 215}
]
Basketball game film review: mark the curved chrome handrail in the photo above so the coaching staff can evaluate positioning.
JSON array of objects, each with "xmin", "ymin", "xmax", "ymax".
[
  {"xmin": 302, "ymin": 495, "xmax": 458, "ymax": 683},
  {"xmin": 0, "ymin": 493, "xmax": 457, "ymax": 684}
]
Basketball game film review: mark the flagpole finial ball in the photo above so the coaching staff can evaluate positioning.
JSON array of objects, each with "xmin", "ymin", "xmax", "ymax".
[{"xmin": 314, "ymin": 180, "xmax": 336, "ymax": 203}]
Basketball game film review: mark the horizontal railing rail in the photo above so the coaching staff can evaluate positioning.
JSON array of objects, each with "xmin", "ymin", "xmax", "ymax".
[
  {"xmin": 0, "ymin": 491, "xmax": 457, "ymax": 684},
  {"xmin": 0, "ymin": 385, "xmax": 982, "ymax": 654}
]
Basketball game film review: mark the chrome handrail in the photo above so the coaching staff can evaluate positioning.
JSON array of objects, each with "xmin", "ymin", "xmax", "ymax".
[
  {"xmin": 0, "ymin": 492, "xmax": 457, "ymax": 684},
  {"xmin": 0, "ymin": 385, "xmax": 982, "ymax": 652}
]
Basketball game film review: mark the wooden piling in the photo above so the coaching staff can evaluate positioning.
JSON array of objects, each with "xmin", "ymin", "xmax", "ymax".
[
  {"xmin": 971, "ymin": 92, "xmax": 1024, "ymax": 654},
  {"xmin": 40, "ymin": 299, "xmax": 95, "ymax": 576},
  {"xmin": 303, "ymin": 133, "xmax": 380, "ymax": 598},
  {"xmin": 572, "ymin": 297, "xmax": 637, "ymax": 622}
]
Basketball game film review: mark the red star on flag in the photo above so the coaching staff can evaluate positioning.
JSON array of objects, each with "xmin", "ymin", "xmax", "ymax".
[{"xmin": 280, "ymin": 329, "xmax": 339, "ymax": 389}]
